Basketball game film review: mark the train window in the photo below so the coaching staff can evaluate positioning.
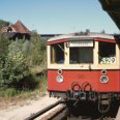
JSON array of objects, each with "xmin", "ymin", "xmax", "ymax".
[
  {"xmin": 50, "ymin": 43, "xmax": 64, "ymax": 64},
  {"xmin": 99, "ymin": 42, "xmax": 116, "ymax": 64},
  {"xmin": 70, "ymin": 47, "xmax": 93, "ymax": 64}
]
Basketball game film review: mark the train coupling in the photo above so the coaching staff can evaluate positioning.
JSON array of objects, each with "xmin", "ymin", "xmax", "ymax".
[{"xmin": 72, "ymin": 91, "xmax": 86, "ymax": 100}]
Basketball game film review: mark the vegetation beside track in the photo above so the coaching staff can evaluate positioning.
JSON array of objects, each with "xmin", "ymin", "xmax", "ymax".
[{"xmin": 0, "ymin": 19, "xmax": 47, "ymax": 98}]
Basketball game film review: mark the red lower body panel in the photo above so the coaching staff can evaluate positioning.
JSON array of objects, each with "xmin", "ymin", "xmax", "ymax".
[{"xmin": 47, "ymin": 69, "xmax": 120, "ymax": 92}]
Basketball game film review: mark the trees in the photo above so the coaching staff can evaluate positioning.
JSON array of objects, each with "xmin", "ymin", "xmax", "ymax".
[
  {"xmin": 0, "ymin": 37, "xmax": 30, "ymax": 89},
  {"xmin": 30, "ymin": 32, "xmax": 46, "ymax": 66},
  {"xmin": 0, "ymin": 19, "xmax": 47, "ymax": 93},
  {"xmin": 0, "ymin": 19, "xmax": 10, "ymax": 29},
  {"xmin": 0, "ymin": 33, "xmax": 10, "ymax": 57},
  {"xmin": 0, "ymin": 31, "xmax": 47, "ymax": 91},
  {"xmin": 0, "ymin": 34, "xmax": 10, "ymax": 87}
]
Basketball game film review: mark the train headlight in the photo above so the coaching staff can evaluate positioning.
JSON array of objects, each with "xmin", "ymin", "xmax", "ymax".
[
  {"xmin": 56, "ymin": 75, "xmax": 64, "ymax": 83},
  {"xmin": 100, "ymin": 75, "xmax": 109, "ymax": 84}
]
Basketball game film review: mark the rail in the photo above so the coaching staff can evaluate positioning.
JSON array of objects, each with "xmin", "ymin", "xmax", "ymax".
[
  {"xmin": 25, "ymin": 99, "xmax": 119, "ymax": 120},
  {"xmin": 24, "ymin": 100, "xmax": 66, "ymax": 120}
]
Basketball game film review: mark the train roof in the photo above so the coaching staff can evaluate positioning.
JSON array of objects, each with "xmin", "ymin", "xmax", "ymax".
[{"xmin": 47, "ymin": 33, "xmax": 115, "ymax": 44}]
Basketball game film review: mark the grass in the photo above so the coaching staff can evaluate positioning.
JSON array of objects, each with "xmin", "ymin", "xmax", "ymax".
[
  {"xmin": 0, "ymin": 88, "xmax": 19, "ymax": 97},
  {"xmin": 39, "ymin": 75, "xmax": 47, "ymax": 92},
  {"xmin": 0, "ymin": 76, "xmax": 47, "ymax": 109},
  {"xmin": 0, "ymin": 67, "xmax": 47, "ymax": 110},
  {"xmin": 0, "ymin": 88, "xmax": 40, "ymax": 98},
  {"xmin": 0, "ymin": 89, "xmax": 44, "ymax": 110},
  {"xmin": 0, "ymin": 75, "xmax": 47, "ymax": 98}
]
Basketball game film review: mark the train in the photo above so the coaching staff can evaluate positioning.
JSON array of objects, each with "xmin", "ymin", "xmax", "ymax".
[{"xmin": 47, "ymin": 32, "xmax": 120, "ymax": 113}]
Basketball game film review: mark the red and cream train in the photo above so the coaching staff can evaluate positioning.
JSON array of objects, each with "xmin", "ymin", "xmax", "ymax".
[{"xmin": 47, "ymin": 32, "xmax": 120, "ymax": 113}]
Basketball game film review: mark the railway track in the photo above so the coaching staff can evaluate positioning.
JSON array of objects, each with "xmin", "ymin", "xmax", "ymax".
[
  {"xmin": 25, "ymin": 100, "xmax": 67, "ymax": 120},
  {"xmin": 25, "ymin": 100, "xmax": 119, "ymax": 120},
  {"xmin": 40, "ymin": 105, "xmax": 67, "ymax": 120}
]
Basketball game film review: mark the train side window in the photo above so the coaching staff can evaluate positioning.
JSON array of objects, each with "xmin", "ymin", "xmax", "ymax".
[
  {"xmin": 99, "ymin": 42, "xmax": 116, "ymax": 64},
  {"xmin": 50, "ymin": 43, "xmax": 64, "ymax": 64},
  {"xmin": 70, "ymin": 47, "xmax": 93, "ymax": 64}
]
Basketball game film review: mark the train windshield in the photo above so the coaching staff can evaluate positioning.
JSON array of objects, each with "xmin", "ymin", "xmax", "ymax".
[
  {"xmin": 99, "ymin": 42, "xmax": 116, "ymax": 64},
  {"xmin": 69, "ymin": 40, "xmax": 93, "ymax": 64},
  {"xmin": 50, "ymin": 43, "xmax": 64, "ymax": 64},
  {"xmin": 70, "ymin": 47, "xmax": 93, "ymax": 64}
]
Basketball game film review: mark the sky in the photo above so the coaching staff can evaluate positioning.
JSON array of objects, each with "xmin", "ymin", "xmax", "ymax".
[{"xmin": 0, "ymin": 0, "xmax": 119, "ymax": 34}]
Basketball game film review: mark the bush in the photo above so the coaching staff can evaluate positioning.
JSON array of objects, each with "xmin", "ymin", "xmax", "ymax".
[
  {"xmin": 0, "ymin": 32, "xmax": 47, "ymax": 95},
  {"xmin": 0, "ymin": 88, "xmax": 19, "ymax": 97},
  {"xmin": 30, "ymin": 32, "xmax": 46, "ymax": 66},
  {"xmin": 0, "ymin": 33, "xmax": 10, "ymax": 57},
  {"xmin": 0, "ymin": 19, "xmax": 10, "ymax": 29}
]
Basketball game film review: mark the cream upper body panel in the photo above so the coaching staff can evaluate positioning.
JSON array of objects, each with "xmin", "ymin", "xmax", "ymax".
[{"xmin": 47, "ymin": 33, "xmax": 119, "ymax": 70}]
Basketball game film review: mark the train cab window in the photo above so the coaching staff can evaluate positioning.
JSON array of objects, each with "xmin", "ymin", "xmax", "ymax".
[
  {"xmin": 99, "ymin": 42, "xmax": 116, "ymax": 64},
  {"xmin": 50, "ymin": 43, "xmax": 64, "ymax": 64},
  {"xmin": 70, "ymin": 47, "xmax": 93, "ymax": 64}
]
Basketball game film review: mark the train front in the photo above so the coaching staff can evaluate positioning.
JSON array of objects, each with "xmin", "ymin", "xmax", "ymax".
[{"xmin": 47, "ymin": 33, "xmax": 120, "ymax": 113}]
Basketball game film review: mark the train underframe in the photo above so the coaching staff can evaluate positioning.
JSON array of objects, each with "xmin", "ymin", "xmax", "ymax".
[{"xmin": 49, "ymin": 90, "xmax": 120, "ymax": 114}]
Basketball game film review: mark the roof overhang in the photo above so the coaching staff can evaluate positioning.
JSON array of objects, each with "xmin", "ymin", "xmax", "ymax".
[{"xmin": 99, "ymin": 0, "xmax": 120, "ymax": 30}]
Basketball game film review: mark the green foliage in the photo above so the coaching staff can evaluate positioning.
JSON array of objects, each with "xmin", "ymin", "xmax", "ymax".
[
  {"xmin": 0, "ymin": 33, "xmax": 10, "ymax": 57},
  {"xmin": 30, "ymin": 32, "xmax": 46, "ymax": 66},
  {"xmin": 39, "ymin": 75, "xmax": 47, "ymax": 92},
  {"xmin": 0, "ymin": 88, "xmax": 18, "ymax": 97},
  {"xmin": 0, "ymin": 31, "xmax": 47, "ymax": 96},
  {"xmin": 0, "ymin": 34, "xmax": 10, "ymax": 87},
  {"xmin": 0, "ymin": 19, "xmax": 10, "ymax": 29}
]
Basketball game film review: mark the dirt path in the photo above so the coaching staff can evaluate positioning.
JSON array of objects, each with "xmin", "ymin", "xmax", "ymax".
[{"xmin": 0, "ymin": 94, "xmax": 58, "ymax": 120}]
